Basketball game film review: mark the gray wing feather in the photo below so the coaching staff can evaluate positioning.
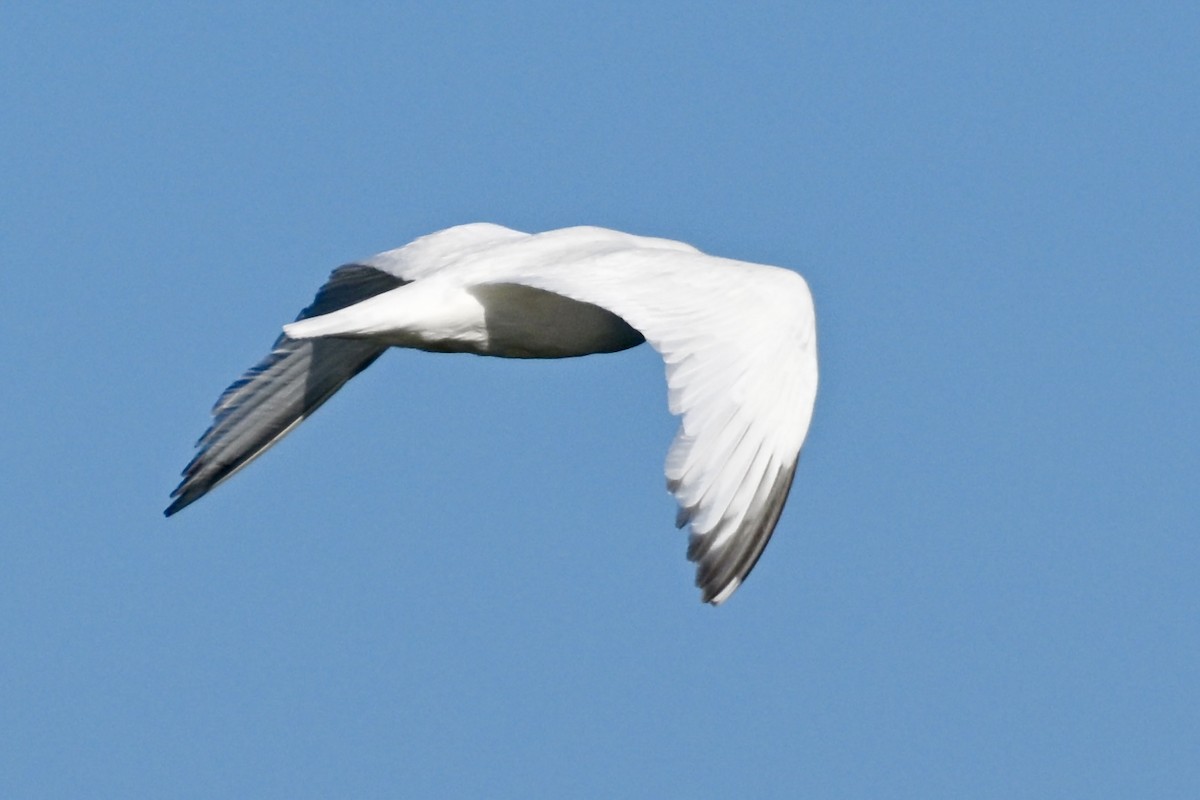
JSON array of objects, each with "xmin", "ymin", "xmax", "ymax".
[
  {"xmin": 165, "ymin": 265, "xmax": 405, "ymax": 516},
  {"xmin": 686, "ymin": 461, "xmax": 796, "ymax": 604}
]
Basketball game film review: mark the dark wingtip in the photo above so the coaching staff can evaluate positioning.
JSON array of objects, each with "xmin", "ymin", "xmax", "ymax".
[
  {"xmin": 163, "ymin": 492, "xmax": 193, "ymax": 518},
  {"xmin": 691, "ymin": 461, "xmax": 798, "ymax": 606}
]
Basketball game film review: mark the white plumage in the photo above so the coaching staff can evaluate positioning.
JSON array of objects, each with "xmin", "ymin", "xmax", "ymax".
[{"xmin": 167, "ymin": 224, "xmax": 818, "ymax": 604}]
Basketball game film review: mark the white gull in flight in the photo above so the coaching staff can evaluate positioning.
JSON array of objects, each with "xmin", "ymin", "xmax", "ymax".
[{"xmin": 166, "ymin": 224, "xmax": 819, "ymax": 604}]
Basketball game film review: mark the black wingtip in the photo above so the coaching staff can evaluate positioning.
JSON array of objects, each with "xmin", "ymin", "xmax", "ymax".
[
  {"xmin": 164, "ymin": 482, "xmax": 204, "ymax": 518},
  {"xmin": 691, "ymin": 461, "xmax": 798, "ymax": 605},
  {"xmin": 163, "ymin": 495, "xmax": 189, "ymax": 518}
]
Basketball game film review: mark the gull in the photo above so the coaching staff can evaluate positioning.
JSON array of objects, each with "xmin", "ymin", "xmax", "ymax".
[{"xmin": 166, "ymin": 224, "xmax": 818, "ymax": 604}]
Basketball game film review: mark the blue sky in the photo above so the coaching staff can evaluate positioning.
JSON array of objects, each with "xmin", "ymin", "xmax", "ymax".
[{"xmin": 2, "ymin": 3, "xmax": 1197, "ymax": 797}]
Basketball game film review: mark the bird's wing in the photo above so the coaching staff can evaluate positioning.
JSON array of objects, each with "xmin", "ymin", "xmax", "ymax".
[
  {"xmin": 165, "ymin": 264, "xmax": 406, "ymax": 516},
  {"xmin": 469, "ymin": 238, "xmax": 818, "ymax": 603},
  {"xmin": 166, "ymin": 224, "xmax": 533, "ymax": 515}
]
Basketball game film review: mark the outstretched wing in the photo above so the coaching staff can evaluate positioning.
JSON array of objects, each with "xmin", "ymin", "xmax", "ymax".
[
  {"xmin": 471, "ymin": 238, "xmax": 818, "ymax": 604},
  {"xmin": 165, "ymin": 265, "xmax": 406, "ymax": 516}
]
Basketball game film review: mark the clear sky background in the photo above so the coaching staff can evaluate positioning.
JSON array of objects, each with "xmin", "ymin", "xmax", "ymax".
[{"xmin": 2, "ymin": 3, "xmax": 1197, "ymax": 797}]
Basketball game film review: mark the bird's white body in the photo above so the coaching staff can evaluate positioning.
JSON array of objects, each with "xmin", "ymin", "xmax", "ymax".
[
  {"xmin": 169, "ymin": 224, "xmax": 818, "ymax": 604},
  {"xmin": 285, "ymin": 266, "xmax": 644, "ymax": 357}
]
